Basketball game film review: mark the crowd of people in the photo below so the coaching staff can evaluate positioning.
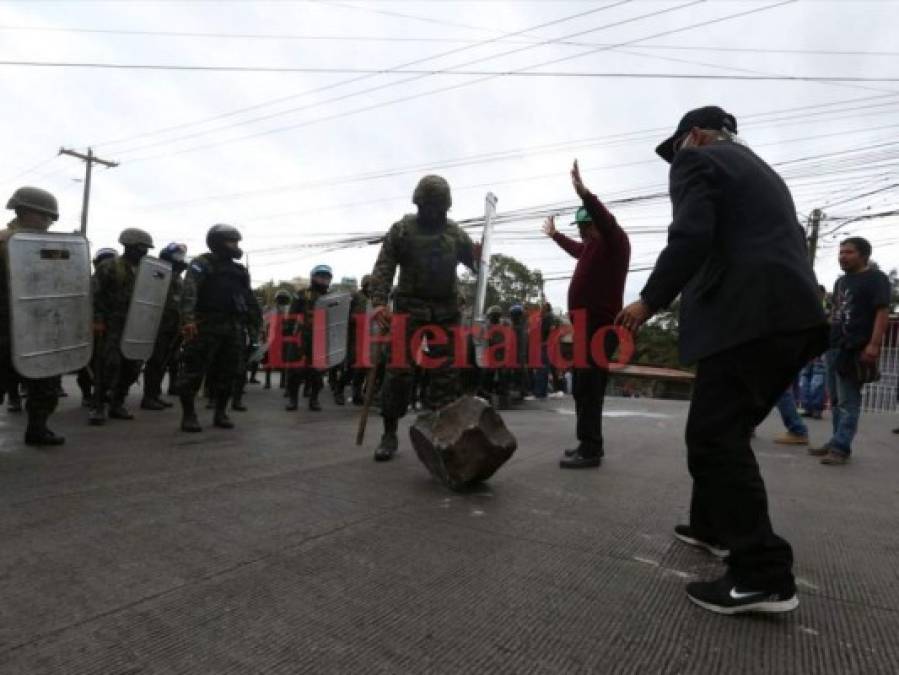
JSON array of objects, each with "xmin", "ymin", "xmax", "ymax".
[{"xmin": 1, "ymin": 105, "xmax": 895, "ymax": 618}]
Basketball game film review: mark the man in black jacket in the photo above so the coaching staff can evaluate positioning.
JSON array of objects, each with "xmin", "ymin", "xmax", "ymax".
[{"xmin": 617, "ymin": 106, "xmax": 827, "ymax": 615}]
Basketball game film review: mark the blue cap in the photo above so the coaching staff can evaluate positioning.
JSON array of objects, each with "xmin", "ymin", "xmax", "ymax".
[{"xmin": 311, "ymin": 264, "xmax": 333, "ymax": 277}]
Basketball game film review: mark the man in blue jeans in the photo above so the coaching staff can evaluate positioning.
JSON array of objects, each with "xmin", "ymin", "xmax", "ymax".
[
  {"xmin": 810, "ymin": 237, "xmax": 891, "ymax": 465},
  {"xmin": 798, "ymin": 356, "xmax": 826, "ymax": 418},
  {"xmin": 774, "ymin": 389, "xmax": 809, "ymax": 444}
]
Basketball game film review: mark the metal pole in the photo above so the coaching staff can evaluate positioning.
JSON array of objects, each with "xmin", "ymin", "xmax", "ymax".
[
  {"xmin": 80, "ymin": 148, "xmax": 93, "ymax": 235},
  {"xmin": 473, "ymin": 192, "xmax": 498, "ymax": 321},
  {"xmin": 807, "ymin": 208, "xmax": 822, "ymax": 269}
]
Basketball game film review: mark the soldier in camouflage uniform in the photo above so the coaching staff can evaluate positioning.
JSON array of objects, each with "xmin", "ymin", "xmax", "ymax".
[
  {"xmin": 0, "ymin": 187, "xmax": 66, "ymax": 445},
  {"xmin": 89, "ymin": 228, "xmax": 155, "ymax": 425},
  {"xmin": 285, "ymin": 264, "xmax": 332, "ymax": 412},
  {"xmin": 230, "ymin": 285, "xmax": 262, "ymax": 411},
  {"xmin": 140, "ymin": 242, "xmax": 187, "ymax": 410},
  {"xmin": 368, "ymin": 175, "xmax": 479, "ymax": 461},
  {"xmin": 335, "ymin": 274, "xmax": 372, "ymax": 405},
  {"xmin": 74, "ymin": 248, "xmax": 118, "ymax": 407},
  {"xmin": 177, "ymin": 224, "xmax": 251, "ymax": 432}
]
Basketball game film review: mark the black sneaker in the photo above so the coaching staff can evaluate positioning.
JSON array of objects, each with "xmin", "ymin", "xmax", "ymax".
[
  {"xmin": 686, "ymin": 573, "xmax": 798, "ymax": 615},
  {"xmin": 674, "ymin": 525, "xmax": 730, "ymax": 559},
  {"xmin": 374, "ymin": 432, "xmax": 398, "ymax": 462},
  {"xmin": 559, "ymin": 451, "xmax": 601, "ymax": 469}
]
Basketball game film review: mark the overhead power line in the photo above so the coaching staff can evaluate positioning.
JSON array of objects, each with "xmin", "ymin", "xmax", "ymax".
[
  {"xmin": 7, "ymin": 60, "xmax": 899, "ymax": 83},
  {"xmin": 0, "ymin": 25, "xmax": 896, "ymax": 58},
  {"xmin": 108, "ymin": 0, "xmax": 796, "ymax": 162}
]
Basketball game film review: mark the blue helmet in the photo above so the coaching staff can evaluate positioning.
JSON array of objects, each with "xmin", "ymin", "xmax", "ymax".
[
  {"xmin": 310, "ymin": 264, "xmax": 333, "ymax": 278},
  {"xmin": 509, "ymin": 304, "xmax": 524, "ymax": 315},
  {"xmin": 92, "ymin": 247, "xmax": 117, "ymax": 265},
  {"xmin": 160, "ymin": 242, "xmax": 187, "ymax": 264}
]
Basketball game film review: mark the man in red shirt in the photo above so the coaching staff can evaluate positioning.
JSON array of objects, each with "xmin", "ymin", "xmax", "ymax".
[{"xmin": 543, "ymin": 161, "xmax": 631, "ymax": 468}]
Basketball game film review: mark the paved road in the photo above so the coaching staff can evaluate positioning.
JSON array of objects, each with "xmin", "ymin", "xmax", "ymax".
[{"xmin": 1, "ymin": 380, "xmax": 897, "ymax": 674}]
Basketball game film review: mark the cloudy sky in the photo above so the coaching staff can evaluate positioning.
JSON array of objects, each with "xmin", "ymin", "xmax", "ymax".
[{"xmin": 1, "ymin": 0, "xmax": 897, "ymax": 308}]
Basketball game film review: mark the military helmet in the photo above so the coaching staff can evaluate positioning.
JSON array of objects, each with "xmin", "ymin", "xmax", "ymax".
[
  {"xmin": 6, "ymin": 186, "xmax": 59, "ymax": 220},
  {"xmin": 206, "ymin": 223, "xmax": 242, "ymax": 250},
  {"xmin": 412, "ymin": 174, "xmax": 452, "ymax": 210},
  {"xmin": 310, "ymin": 264, "xmax": 333, "ymax": 278},
  {"xmin": 275, "ymin": 289, "xmax": 292, "ymax": 302},
  {"xmin": 486, "ymin": 305, "xmax": 503, "ymax": 317},
  {"xmin": 118, "ymin": 228, "xmax": 154, "ymax": 248},
  {"xmin": 509, "ymin": 304, "xmax": 524, "ymax": 315},
  {"xmin": 92, "ymin": 247, "xmax": 117, "ymax": 265},
  {"xmin": 160, "ymin": 242, "xmax": 187, "ymax": 263}
]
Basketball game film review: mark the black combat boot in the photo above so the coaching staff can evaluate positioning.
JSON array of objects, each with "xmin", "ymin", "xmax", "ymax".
[
  {"xmin": 333, "ymin": 387, "xmax": 345, "ymax": 406},
  {"xmin": 108, "ymin": 400, "xmax": 134, "ymax": 420},
  {"xmin": 231, "ymin": 391, "xmax": 248, "ymax": 411},
  {"xmin": 7, "ymin": 393, "xmax": 23, "ymax": 413},
  {"xmin": 88, "ymin": 403, "xmax": 107, "ymax": 426},
  {"xmin": 374, "ymin": 416, "xmax": 399, "ymax": 462},
  {"xmin": 25, "ymin": 412, "xmax": 65, "ymax": 446},
  {"xmin": 309, "ymin": 394, "xmax": 322, "ymax": 412},
  {"xmin": 180, "ymin": 395, "xmax": 202, "ymax": 432},
  {"xmin": 140, "ymin": 396, "xmax": 167, "ymax": 411},
  {"xmin": 213, "ymin": 395, "xmax": 234, "ymax": 429}
]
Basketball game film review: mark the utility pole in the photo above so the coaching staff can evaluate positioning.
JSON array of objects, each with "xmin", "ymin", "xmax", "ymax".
[
  {"xmin": 806, "ymin": 208, "xmax": 823, "ymax": 269},
  {"xmin": 58, "ymin": 147, "xmax": 118, "ymax": 236}
]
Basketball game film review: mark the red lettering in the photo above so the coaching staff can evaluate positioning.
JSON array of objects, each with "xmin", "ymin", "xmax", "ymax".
[
  {"xmin": 482, "ymin": 324, "xmax": 517, "ymax": 368},
  {"xmin": 267, "ymin": 313, "xmax": 306, "ymax": 369}
]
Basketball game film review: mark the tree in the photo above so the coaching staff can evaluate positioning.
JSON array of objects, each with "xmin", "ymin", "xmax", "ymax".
[
  {"xmin": 459, "ymin": 253, "xmax": 545, "ymax": 311},
  {"xmin": 632, "ymin": 299, "xmax": 684, "ymax": 370}
]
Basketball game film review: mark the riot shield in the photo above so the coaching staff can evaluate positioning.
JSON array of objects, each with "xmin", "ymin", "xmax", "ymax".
[
  {"xmin": 120, "ymin": 256, "xmax": 173, "ymax": 361},
  {"xmin": 7, "ymin": 232, "xmax": 92, "ymax": 378},
  {"xmin": 314, "ymin": 291, "xmax": 352, "ymax": 369}
]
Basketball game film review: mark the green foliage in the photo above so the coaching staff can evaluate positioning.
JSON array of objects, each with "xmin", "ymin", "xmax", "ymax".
[
  {"xmin": 633, "ymin": 299, "xmax": 685, "ymax": 370},
  {"xmin": 460, "ymin": 253, "xmax": 545, "ymax": 311}
]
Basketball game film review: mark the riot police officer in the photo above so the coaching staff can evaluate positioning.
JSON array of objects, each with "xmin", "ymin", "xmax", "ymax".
[
  {"xmin": 89, "ymin": 228, "xmax": 154, "ymax": 424},
  {"xmin": 0, "ymin": 187, "xmax": 65, "ymax": 445},
  {"xmin": 141, "ymin": 242, "xmax": 187, "ymax": 410},
  {"xmin": 285, "ymin": 264, "xmax": 332, "ymax": 412},
  {"xmin": 75, "ymin": 247, "xmax": 118, "ymax": 407},
  {"xmin": 177, "ymin": 224, "xmax": 252, "ymax": 432}
]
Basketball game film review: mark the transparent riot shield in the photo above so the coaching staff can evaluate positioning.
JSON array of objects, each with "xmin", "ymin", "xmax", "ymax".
[
  {"xmin": 7, "ymin": 232, "xmax": 92, "ymax": 378},
  {"xmin": 120, "ymin": 256, "xmax": 172, "ymax": 361},
  {"xmin": 314, "ymin": 291, "xmax": 352, "ymax": 369}
]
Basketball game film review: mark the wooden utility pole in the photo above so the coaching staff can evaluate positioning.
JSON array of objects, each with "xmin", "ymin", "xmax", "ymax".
[
  {"xmin": 58, "ymin": 147, "xmax": 118, "ymax": 235},
  {"xmin": 807, "ymin": 208, "xmax": 823, "ymax": 269}
]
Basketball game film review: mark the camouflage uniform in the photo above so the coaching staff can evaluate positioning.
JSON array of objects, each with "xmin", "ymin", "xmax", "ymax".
[
  {"xmin": 142, "ymin": 272, "xmax": 183, "ymax": 403},
  {"xmin": 91, "ymin": 256, "xmax": 144, "ymax": 412},
  {"xmin": 285, "ymin": 285, "xmax": 329, "ymax": 409},
  {"xmin": 338, "ymin": 281, "xmax": 371, "ymax": 404},
  {"xmin": 231, "ymin": 287, "xmax": 262, "ymax": 409},
  {"xmin": 176, "ymin": 252, "xmax": 251, "ymax": 404},
  {"xmin": 370, "ymin": 212, "xmax": 476, "ymax": 417},
  {"xmin": 0, "ymin": 218, "xmax": 60, "ymax": 428}
]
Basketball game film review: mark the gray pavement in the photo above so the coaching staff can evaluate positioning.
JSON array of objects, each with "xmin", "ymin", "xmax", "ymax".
[{"xmin": 1, "ymin": 379, "xmax": 898, "ymax": 674}]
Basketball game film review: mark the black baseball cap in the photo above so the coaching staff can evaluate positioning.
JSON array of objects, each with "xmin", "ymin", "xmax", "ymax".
[{"xmin": 655, "ymin": 106, "xmax": 738, "ymax": 163}]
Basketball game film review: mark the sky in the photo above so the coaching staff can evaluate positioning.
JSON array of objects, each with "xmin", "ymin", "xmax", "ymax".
[{"xmin": 1, "ymin": 0, "xmax": 897, "ymax": 309}]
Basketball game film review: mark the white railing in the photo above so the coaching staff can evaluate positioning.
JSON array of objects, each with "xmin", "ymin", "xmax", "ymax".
[{"xmin": 862, "ymin": 317, "xmax": 898, "ymax": 413}]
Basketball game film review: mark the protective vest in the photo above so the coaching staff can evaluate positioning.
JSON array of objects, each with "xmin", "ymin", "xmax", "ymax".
[{"xmin": 195, "ymin": 254, "xmax": 250, "ymax": 315}]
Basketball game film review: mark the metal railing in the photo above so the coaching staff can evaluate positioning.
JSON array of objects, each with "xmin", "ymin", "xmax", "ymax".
[{"xmin": 862, "ymin": 317, "xmax": 898, "ymax": 413}]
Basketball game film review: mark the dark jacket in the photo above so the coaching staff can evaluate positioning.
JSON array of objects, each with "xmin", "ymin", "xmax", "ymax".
[{"xmin": 640, "ymin": 141, "xmax": 826, "ymax": 365}]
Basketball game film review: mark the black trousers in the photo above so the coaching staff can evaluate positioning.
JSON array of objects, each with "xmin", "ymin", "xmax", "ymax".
[
  {"xmin": 573, "ymin": 329, "xmax": 617, "ymax": 456},
  {"xmin": 687, "ymin": 326, "xmax": 827, "ymax": 589}
]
